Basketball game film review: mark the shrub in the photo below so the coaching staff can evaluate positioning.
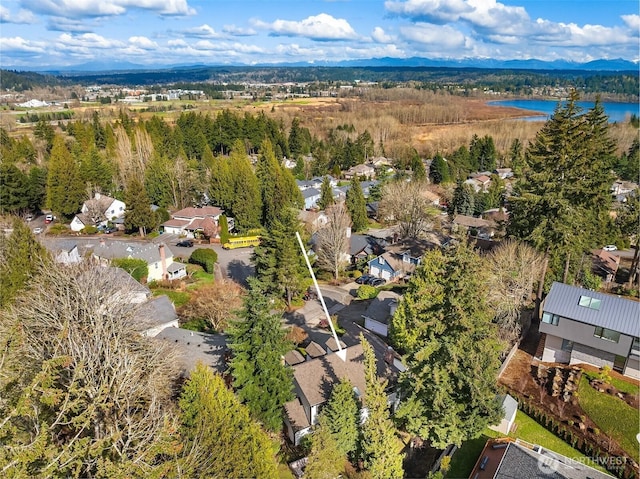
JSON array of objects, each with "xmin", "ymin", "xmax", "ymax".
[
  {"xmin": 48, "ymin": 224, "xmax": 70, "ymax": 235},
  {"xmin": 111, "ymin": 258, "xmax": 148, "ymax": 282},
  {"xmin": 357, "ymin": 285, "xmax": 379, "ymax": 299},
  {"xmin": 352, "ymin": 270, "xmax": 363, "ymax": 279},
  {"xmin": 189, "ymin": 248, "xmax": 218, "ymax": 274},
  {"xmin": 80, "ymin": 225, "xmax": 99, "ymax": 234}
]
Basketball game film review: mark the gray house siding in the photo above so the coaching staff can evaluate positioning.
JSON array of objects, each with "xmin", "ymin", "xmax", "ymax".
[
  {"xmin": 569, "ymin": 342, "xmax": 616, "ymax": 369},
  {"xmin": 539, "ymin": 316, "xmax": 633, "ymax": 357}
]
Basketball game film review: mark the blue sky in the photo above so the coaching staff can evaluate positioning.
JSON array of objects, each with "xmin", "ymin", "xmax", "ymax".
[{"xmin": 1, "ymin": 0, "xmax": 638, "ymax": 68}]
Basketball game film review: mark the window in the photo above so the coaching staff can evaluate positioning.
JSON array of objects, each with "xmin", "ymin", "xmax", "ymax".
[
  {"xmin": 594, "ymin": 327, "xmax": 620, "ymax": 343},
  {"xmin": 379, "ymin": 257, "xmax": 385, "ymax": 265},
  {"xmin": 561, "ymin": 339, "xmax": 574, "ymax": 352},
  {"xmin": 579, "ymin": 295, "xmax": 601, "ymax": 310},
  {"xmin": 542, "ymin": 312, "xmax": 559, "ymax": 326},
  {"xmin": 632, "ymin": 337, "xmax": 640, "ymax": 356}
]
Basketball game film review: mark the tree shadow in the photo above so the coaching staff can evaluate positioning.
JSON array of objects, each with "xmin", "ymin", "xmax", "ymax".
[{"xmin": 226, "ymin": 259, "xmax": 254, "ymax": 287}]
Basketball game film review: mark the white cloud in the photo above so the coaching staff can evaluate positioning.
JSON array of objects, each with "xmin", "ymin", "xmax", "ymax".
[
  {"xmin": 128, "ymin": 36, "xmax": 157, "ymax": 49},
  {"xmin": 20, "ymin": 0, "xmax": 195, "ymax": 19},
  {"xmin": 48, "ymin": 16, "xmax": 95, "ymax": 32},
  {"xmin": 385, "ymin": 0, "xmax": 472, "ymax": 23},
  {"xmin": 0, "ymin": 6, "xmax": 36, "ymax": 23},
  {"xmin": 183, "ymin": 24, "xmax": 221, "ymax": 38},
  {"xmin": 371, "ymin": 26, "xmax": 395, "ymax": 43},
  {"xmin": 56, "ymin": 32, "xmax": 125, "ymax": 49},
  {"xmin": 222, "ymin": 24, "xmax": 257, "ymax": 36},
  {"xmin": 621, "ymin": 14, "xmax": 640, "ymax": 31},
  {"xmin": 254, "ymin": 13, "xmax": 358, "ymax": 41},
  {"xmin": 0, "ymin": 36, "xmax": 46, "ymax": 53},
  {"xmin": 400, "ymin": 23, "xmax": 467, "ymax": 49}
]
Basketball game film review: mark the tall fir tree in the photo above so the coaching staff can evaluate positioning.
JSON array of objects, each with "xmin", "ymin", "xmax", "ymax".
[
  {"xmin": 448, "ymin": 181, "xmax": 475, "ymax": 217},
  {"xmin": 178, "ymin": 364, "xmax": 279, "ymax": 478},
  {"xmin": 390, "ymin": 242, "xmax": 503, "ymax": 448},
  {"xmin": 0, "ymin": 164, "xmax": 28, "ymax": 214},
  {"xmin": 304, "ymin": 424, "xmax": 345, "ymax": 479},
  {"xmin": 228, "ymin": 278, "xmax": 294, "ymax": 432},
  {"xmin": 252, "ymin": 207, "xmax": 310, "ymax": 308},
  {"xmin": 345, "ymin": 176, "xmax": 368, "ymax": 232},
  {"xmin": 46, "ymin": 135, "xmax": 84, "ymax": 218},
  {"xmin": 124, "ymin": 177, "xmax": 156, "ymax": 237},
  {"xmin": 317, "ymin": 175, "xmax": 335, "ymax": 210},
  {"xmin": 210, "ymin": 154, "xmax": 233, "ymax": 211},
  {"xmin": 319, "ymin": 378, "xmax": 360, "ymax": 459},
  {"xmin": 429, "ymin": 153, "xmax": 450, "ymax": 184},
  {"xmin": 229, "ymin": 140, "xmax": 262, "ymax": 231},
  {"xmin": 507, "ymin": 91, "xmax": 616, "ymax": 290},
  {"xmin": 360, "ymin": 337, "xmax": 404, "ymax": 479}
]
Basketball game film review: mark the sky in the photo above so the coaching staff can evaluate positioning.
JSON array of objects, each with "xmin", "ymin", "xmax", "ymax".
[{"xmin": 1, "ymin": 0, "xmax": 639, "ymax": 69}]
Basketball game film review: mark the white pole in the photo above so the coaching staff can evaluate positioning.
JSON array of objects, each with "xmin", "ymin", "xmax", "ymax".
[{"xmin": 295, "ymin": 231, "xmax": 346, "ymax": 361}]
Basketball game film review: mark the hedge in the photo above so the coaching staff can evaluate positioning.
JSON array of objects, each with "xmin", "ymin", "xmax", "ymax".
[{"xmin": 189, "ymin": 248, "xmax": 218, "ymax": 274}]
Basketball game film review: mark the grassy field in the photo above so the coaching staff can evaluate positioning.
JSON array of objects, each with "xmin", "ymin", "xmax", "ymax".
[
  {"xmin": 578, "ymin": 376, "xmax": 640, "ymax": 462},
  {"xmin": 581, "ymin": 369, "xmax": 640, "ymax": 395},
  {"xmin": 445, "ymin": 429, "xmax": 501, "ymax": 479}
]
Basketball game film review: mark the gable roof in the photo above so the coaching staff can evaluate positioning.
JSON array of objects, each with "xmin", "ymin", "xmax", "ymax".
[
  {"xmin": 135, "ymin": 295, "xmax": 178, "ymax": 330},
  {"xmin": 171, "ymin": 206, "xmax": 223, "ymax": 219},
  {"xmin": 543, "ymin": 282, "xmax": 640, "ymax": 337},
  {"xmin": 362, "ymin": 291, "xmax": 400, "ymax": 325},
  {"xmin": 90, "ymin": 240, "xmax": 172, "ymax": 264},
  {"xmin": 155, "ymin": 327, "xmax": 228, "ymax": 376},
  {"xmin": 453, "ymin": 214, "xmax": 496, "ymax": 229}
]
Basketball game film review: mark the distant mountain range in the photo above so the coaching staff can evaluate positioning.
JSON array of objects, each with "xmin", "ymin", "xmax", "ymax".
[{"xmin": 19, "ymin": 57, "xmax": 639, "ymax": 74}]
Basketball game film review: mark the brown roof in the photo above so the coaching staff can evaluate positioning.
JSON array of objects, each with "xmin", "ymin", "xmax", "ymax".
[
  {"xmin": 172, "ymin": 206, "xmax": 223, "ymax": 219},
  {"xmin": 453, "ymin": 214, "xmax": 495, "ymax": 229},
  {"xmin": 284, "ymin": 399, "xmax": 311, "ymax": 430},
  {"xmin": 594, "ymin": 249, "xmax": 620, "ymax": 275},
  {"xmin": 162, "ymin": 218, "xmax": 190, "ymax": 228},
  {"xmin": 285, "ymin": 350, "xmax": 306, "ymax": 366},
  {"xmin": 305, "ymin": 341, "xmax": 326, "ymax": 359},
  {"xmin": 378, "ymin": 251, "xmax": 417, "ymax": 275},
  {"xmin": 325, "ymin": 337, "xmax": 347, "ymax": 352}
]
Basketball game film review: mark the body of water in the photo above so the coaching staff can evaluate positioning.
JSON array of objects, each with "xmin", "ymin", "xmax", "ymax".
[{"xmin": 487, "ymin": 99, "xmax": 639, "ymax": 123}]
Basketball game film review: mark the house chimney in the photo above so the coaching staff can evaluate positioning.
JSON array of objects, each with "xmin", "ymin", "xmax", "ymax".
[
  {"xmin": 345, "ymin": 226, "xmax": 351, "ymax": 238},
  {"xmin": 384, "ymin": 346, "xmax": 394, "ymax": 365},
  {"xmin": 159, "ymin": 244, "xmax": 167, "ymax": 279}
]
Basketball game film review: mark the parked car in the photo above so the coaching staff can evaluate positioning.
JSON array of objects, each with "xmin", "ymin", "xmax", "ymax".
[
  {"xmin": 33, "ymin": 227, "xmax": 43, "ymax": 234},
  {"xmin": 45, "ymin": 214, "xmax": 54, "ymax": 224},
  {"xmin": 368, "ymin": 277, "xmax": 386, "ymax": 287},
  {"xmin": 25, "ymin": 214, "xmax": 33, "ymax": 222},
  {"xmin": 603, "ymin": 245, "xmax": 617, "ymax": 252},
  {"xmin": 355, "ymin": 274, "xmax": 373, "ymax": 284},
  {"xmin": 176, "ymin": 240, "xmax": 194, "ymax": 247}
]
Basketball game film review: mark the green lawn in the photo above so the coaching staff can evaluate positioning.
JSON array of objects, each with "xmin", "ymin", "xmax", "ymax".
[
  {"xmin": 581, "ymin": 370, "xmax": 640, "ymax": 396},
  {"xmin": 578, "ymin": 376, "xmax": 640, "ymax": 462},
  {"xmin": 151, "ymin": 288, "xmax": 190, "ymax": 307},
  {"xmin": 445, "ymin": 430, "xmax": 501, "ymax": 479}
]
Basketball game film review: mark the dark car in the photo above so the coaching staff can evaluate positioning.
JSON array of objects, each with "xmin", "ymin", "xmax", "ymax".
[
  {"xmin": 355, "ymin": 274, "xmax": 373, "ymax": 284},
  {"xmin": 368, "ymin": 277, "xmax": 386, "ymax": 287},
  {"xmin": 176, "ymin": 240, "xmax": 194, "ymax": 247}
]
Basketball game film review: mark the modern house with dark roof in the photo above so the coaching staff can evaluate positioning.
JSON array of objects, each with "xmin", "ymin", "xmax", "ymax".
[
  {"xmin": 470, "ymin": 438, "xmax": 614, "ymax": 479},
  {"xmin": 539, "ymin": 282, "xmax": 640, "ymax": 379}
]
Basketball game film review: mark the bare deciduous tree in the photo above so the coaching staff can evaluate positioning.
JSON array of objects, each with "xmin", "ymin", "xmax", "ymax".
[
  {"xmin": 0, "ymin": 264, "xmax": 182, "ymax": 476},
  {"xmin": 378, "ymin": 180, "xmax": 438, "ymax": 239},
  {"xmin": 315, "ymin": 202, "xmax": 352, "ymax": 281},
  {"xmin": 178, "ymin": 279, "xmax": 245, "ymax": 332},
  {"xmin": 486, "ymin": 239, "xmax": 544, "ymax": 346}
]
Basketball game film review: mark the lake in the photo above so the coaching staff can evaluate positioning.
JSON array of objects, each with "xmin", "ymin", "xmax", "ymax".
[{"xmin": 487, "ymin": 99, "xmax": 639, "ymax": 123}]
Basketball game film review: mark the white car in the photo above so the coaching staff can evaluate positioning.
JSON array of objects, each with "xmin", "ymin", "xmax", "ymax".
[
  {"xmin": 603, "ymin": 245, "xmax": 617, "ymax": 252},
  {"xmin": 33, "ymin": 227, "xmax": 43, "ymax": 234}
]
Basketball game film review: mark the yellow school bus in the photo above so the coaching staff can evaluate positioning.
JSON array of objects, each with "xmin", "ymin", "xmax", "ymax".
[{"xmin": 221, "ymin": 235, "xmax": 261, "ymax": 250}]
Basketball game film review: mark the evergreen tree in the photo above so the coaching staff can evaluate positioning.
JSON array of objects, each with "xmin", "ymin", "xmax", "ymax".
[
  {"xmin": 319, "ymin": 378, "xmax": 360, "ymax": 459},
  {"xmin": 179, "ymin": 364, "xmax": 279, "ymax": 478},
  {"xmin": 145, "ymin": 155, "xmax": 174, "ymax": 208},
  {"xmin": 228, "ymin": 278, "xmax": 294, "ymax": 431},
  {"xmin": 0, "ymin": 218, "xmax": 48, "ymax": 306},
  {"xmin": 79, "ymin": 147, "xmax": 113, "ymax": 193},
  {"xmin": 317, "ymin": 175, "xmax": 334, "ymax": 210},
  {"xmin": 257, "ymin": 139, "xmax": 289, "ymax": 226},
  {"xmin": 46, "ymin": 136, "xmax": 84, "ymax": 218},
  {"xmin": 449, "ymin": 181, "xmax": 475, "ymax": 216},
  {"xmin": 429, "ymin": 153, "xmax": 450, "ymax": 184},
  {"xmin": 304, "ymin": 424, "xmax": 345, "ymax": 479},
  {"xmin": 360, "ymin": 337, "xmax": 404, "ymax": 479},
  {"xmin": 252, "ymin": 208, "xmax": 310, "ymax": 308},
  {"xmin": 345, "ymin": 176, "xmax": 368, "ymax": 232},
  {"xmin": 230, "ymin": 140, "xmax": 262, "ymax": 231},
  {"xmin": 390, "ymin": 243, "xmax": 503, "ymax": 448},
  {"xmin": 0, "ymin": 164, "xmax": 28, "ymax": 214},
  {"xmin": 507, "ymin": 92, "xmax": 616, "ymax": 289},
  {"xmin": 209, "ymin": 154, "xmax": 233, "ymax": 210},
  {"xmin": 26, "ymin": 166, "xmax": 47, "ymax": 213},
  {"xmin": 124, "ymin": 177, "xmax": 156, "ymax": 237},
  {"xmin": 410, "ymin": 151, "xmax": 426, "ymax": 181}
]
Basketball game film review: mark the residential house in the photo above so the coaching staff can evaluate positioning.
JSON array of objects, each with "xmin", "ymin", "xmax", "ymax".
[
  {"xmin": 344, "ymin": 163, "xmax": 376, "ymax": 180},
  {"xmin": 494, "ymin": 167, "xmax": 514, "ymax": 179},
  {"xmin": 155, "ymin": 327, "xmax": 228, "ymax": 377},
  {"xmin": 298, "ymin": 210, "xmax": 329, "ymax": 233},
  {"xmin": 592, "ymin": 249, "xmax": 620, "ymax": 283},
  {"xmin": 362, "ymin": 291, "xmax": 401, "ymax": 337},
  {"xmin": 45, "ymin": 239, "xmax": 83, "ymax": 264},
  {"xmin": 470, "ymin": 438, "xmax": 613, "ymax": 479},
  {"xmin": 453, "ymin": 214, "xmax": 497, "ymax": 237},
  {"xmin": 284, "ymin": 336, "xmax": 402, "ymax": 445},
  {"xmin": 136, "ymin": 295, "xmax": 179, "ymax": 337},
  {"xmin": 302, "ymin": 188, "xmax": 321, "ymax": 210},
  {"xmin": 162, "ymin": 206, "xmax": 224, "ymax": 238},
  {"xmin": 70, "ymin": 193, "xmax": 126, "ymax": 232},
  {"xmin": 368, "ymin": 238, "xmax": 433, "ymax": 281},
  {"xmin": 465, "ymin": 174, "xmax": 492, "ymax": 193},
  {"xmin": 89, "ymin": 240, "xmax": 187, "ymax": 282},
  {"xmin": 538, "ymin": 282, "xmax": 640, "ymax": 379}
]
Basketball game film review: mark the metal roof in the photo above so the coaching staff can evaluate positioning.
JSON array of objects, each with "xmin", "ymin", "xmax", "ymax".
[{"xmin": 543, "ymin": 282, "xmax": 640, "ymax": 337}]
